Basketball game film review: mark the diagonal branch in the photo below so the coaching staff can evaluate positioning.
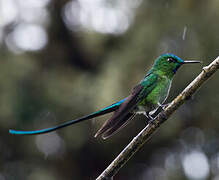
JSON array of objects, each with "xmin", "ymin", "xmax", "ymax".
[{"xmin": 96, "ymin": 56, "xmax": 219, "ymax": 180}]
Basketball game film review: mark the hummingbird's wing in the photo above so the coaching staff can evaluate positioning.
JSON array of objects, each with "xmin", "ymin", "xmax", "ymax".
[
  {"xmin": 95, "ymin": 73, "xmax": 158, "ymax": 139},
  {"xmin": 101, "ymin": 113, "xmax": 136, "ymax": 139},
  {"xmin": 9, "ymin": 99, "xmax": 126, "ymax": 135}
]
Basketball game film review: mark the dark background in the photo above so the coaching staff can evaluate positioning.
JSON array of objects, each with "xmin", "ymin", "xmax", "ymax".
[{"xmin": 0, "ymin": 0, "xmax": 219, "ymax": 179}]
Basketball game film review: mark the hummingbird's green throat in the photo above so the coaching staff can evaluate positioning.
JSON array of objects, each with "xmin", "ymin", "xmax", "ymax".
[{"xmin": 9, "ymin": 53, "xmax": 201, "ymax": 139}]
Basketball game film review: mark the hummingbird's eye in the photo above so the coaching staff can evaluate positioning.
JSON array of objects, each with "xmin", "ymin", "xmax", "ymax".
[{"xmin": 167, "ymin": 58, "xmax": 175, "ymax": 63}]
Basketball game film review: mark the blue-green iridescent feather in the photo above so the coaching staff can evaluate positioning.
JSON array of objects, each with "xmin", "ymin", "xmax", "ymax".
[
  {"xmin": 9, "ymin": 99, "xmax": 126, "ymax": 135},
  {"xmin": 9, "ymin": 53, "xmax": 200, "ymax": 138},
  {"xmin": 95, "ymin": 73, "xmax": 158, "ymax": 138}
]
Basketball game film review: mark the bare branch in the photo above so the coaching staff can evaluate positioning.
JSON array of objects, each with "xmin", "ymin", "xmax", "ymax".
[{"xmin": 96, "ymin": 56, "xmax": 219, "ymax": 180}]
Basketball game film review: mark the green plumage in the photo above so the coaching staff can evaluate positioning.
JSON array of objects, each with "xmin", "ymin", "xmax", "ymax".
[
  {"xmin": 95, "ymin": 53, "xmax": 200, "ymax": 138},
  {"xmin": 9, "ymin": 53, "xmax": 200, "ymax": 139},
  {"xmin": 138, "ymin": 73, "xmax": 171, "ymax": 112},
  {"xmin": 137, "ymin": 54, "xmax": 178, "ymax": 114}
]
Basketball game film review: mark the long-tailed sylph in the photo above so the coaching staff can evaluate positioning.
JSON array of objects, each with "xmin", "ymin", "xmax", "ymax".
[{"xmin": 9, "ymin": 53, "xmax": 200, "ymax": 139}]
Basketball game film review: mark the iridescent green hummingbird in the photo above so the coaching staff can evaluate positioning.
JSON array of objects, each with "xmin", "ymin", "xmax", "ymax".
[{"xmin": 9, "ymin": 54, "xmax": 200, "ymax": 139}]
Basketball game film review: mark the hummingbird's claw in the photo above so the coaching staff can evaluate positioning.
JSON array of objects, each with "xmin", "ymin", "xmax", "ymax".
[
  {"xmin": 145, "ymin": 111, "xmax": 157, "ymax": 126},
  {"xmin": 144, "ymin": 111, "xmax": 154, "ymax": 121},
  {"xmin": 159, "ymin": 103, "xmax": 170, "ymax": 110}
]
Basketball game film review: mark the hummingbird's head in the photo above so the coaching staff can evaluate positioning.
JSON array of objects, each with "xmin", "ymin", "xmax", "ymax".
[{"xmin": 153, "ymin": 53, "xmax": 200, "ymax": 77}]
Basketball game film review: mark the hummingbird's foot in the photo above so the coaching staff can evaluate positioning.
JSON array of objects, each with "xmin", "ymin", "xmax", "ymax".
[
  {"xmin": 159, "ymin": 103, "xmax": 170, "ymax": 110},
  {"xmin": 145, "ymin": 111, "xmax": 154, "ymax": 121},
  {"xmin": 145, "ymin": 111, "xmax": 157, "ymax": 126}
]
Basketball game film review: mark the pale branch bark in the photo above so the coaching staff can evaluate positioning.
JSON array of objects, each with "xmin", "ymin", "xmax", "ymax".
[{"xmin": 96, "ymin": 56, "xmax": 219, "ymax": 180}]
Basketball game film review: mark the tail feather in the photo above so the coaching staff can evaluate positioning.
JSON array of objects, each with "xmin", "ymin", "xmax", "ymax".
[
  {"xmin": 9, "ymin": 99, "xmax": 126, "ymax": 135},
  {"xmin": 95, "ymin": 84, "xmax": 143, "ymax": 138},
  {"xmin": 102, "ymin": 113, "xmax": 135, "ymax": 139}
]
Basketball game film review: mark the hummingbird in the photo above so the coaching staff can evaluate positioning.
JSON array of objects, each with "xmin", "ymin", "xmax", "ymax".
[{"xmin": 9, "ymin": 54, "xmax": 200, "ymax": 139}]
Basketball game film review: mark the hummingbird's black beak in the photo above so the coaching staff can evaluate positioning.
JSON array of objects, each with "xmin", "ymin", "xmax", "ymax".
[{"xmin": 183, "ymin": 60, "xmax": 201, "ymax": 64}]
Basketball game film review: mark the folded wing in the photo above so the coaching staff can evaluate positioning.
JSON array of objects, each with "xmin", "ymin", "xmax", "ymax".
[{"xmin": 95, "ymin": 73, "xmax": 158, "ymax": 139}]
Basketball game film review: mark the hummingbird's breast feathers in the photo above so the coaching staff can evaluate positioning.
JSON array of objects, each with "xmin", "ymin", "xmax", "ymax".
[{"xmin": 138, "ymin": 73, "xmax": 172, "ymax": 112}]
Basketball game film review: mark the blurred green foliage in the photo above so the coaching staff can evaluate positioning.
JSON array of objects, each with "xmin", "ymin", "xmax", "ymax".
[{"xmin": 0, "ymin": 0, "xmax": 219, "ymax": 180}]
